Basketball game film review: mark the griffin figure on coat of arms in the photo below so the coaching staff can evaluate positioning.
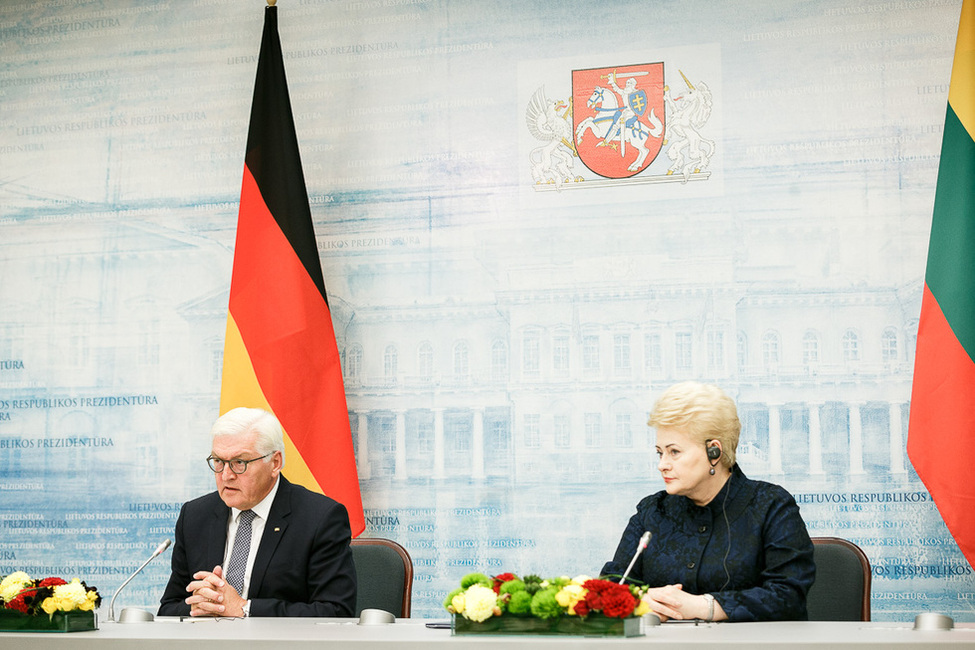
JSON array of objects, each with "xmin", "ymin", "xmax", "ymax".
[{"xmin": 525, "ymin": 86, "xmax": 581, "ymax": 190}]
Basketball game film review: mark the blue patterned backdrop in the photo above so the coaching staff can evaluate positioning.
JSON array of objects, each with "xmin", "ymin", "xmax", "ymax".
[{"xmin": 1, "ymin": 0, "xmax": 973, "ymax": 621}]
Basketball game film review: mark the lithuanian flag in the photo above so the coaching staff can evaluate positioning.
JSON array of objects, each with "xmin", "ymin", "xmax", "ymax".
[
  {"xmin": 220, "ymin": 5, "xmax": 364, "ymax": 536},
  {"xmin": 908, "ymin": 0, "xmax": 975, "ymax": 569}
]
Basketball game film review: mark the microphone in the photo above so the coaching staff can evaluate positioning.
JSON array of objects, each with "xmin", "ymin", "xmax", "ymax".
[
  {"xmin": 108, "ymin": 539, "xmax": 172, "ymax": 623},
  {"xmin": 619, "ymin": 531, "xmax": 652, "ymax": 584}
]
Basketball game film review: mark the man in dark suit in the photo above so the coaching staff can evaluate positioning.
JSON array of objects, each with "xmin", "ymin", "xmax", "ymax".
[{"xmin": 158, "ymin": 408, "xmax": 356, "ymax": 617}]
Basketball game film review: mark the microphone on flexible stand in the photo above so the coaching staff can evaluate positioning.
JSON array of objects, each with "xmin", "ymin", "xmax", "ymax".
[
  {"xmin": 619, "ymin": 531, "xmax": 661, "ymax": 629},
  {"xmin": 619, "ymin": 531, "xmax": 652, "ymax": 584},
  {"xmin": 108, "ymin": 539, "xmax": 172, "ymax": 623}
]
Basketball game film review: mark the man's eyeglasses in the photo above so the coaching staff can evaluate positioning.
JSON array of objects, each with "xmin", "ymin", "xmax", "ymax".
[{"xmin": 206, "ymin": 453, "xmax": 272, "ymax": 475}]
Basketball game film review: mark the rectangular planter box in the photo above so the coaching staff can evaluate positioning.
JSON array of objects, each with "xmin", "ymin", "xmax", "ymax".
[
  {"xmin": 0, "ymin": 609, "xmax": 97, "ymax": 633},
  {"xmin": 452, "ymin": 613, "xmax": 642, "ymax": 637}
]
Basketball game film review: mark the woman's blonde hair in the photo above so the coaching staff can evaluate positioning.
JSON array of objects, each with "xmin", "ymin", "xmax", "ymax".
[{"xmin": 648, "ymin": 381, "xmax": 740, "ymax": 468}]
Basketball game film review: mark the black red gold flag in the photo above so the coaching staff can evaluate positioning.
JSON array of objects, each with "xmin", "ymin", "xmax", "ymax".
[{"xmin": 220, "ymin": 5, "xmax": 364, "ymax": 536}]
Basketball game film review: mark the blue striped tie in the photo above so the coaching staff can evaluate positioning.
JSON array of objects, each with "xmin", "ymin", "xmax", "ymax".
[{"xmin": 226, "ymin": 510, "xmax": 256, "ymax": 595}]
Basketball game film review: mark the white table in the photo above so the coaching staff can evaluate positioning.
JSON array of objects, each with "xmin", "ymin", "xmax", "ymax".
[{"xmin": 3, "ymin": 617, "xmax": 974, "ymax": 649}]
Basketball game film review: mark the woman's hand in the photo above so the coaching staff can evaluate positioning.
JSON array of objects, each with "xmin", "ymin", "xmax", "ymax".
[
  {"xmin": 642, "ymin": 585, "xmax": 727, "ymax": 621},
  {"xmin": 642, "ymin": 584, "xmax": 686, "ymax": 621}
]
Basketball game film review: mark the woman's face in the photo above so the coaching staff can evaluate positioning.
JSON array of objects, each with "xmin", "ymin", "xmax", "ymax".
[{"xmin": 655, "ymin": 426, "xmax": 714, "ymax": 504}]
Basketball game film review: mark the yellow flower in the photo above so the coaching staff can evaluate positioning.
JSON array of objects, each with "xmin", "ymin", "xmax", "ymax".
[
  {"xmin": 50, "ymin": 580, "xmax": 89, "ymax": 612},
  {"xmin": 450, "ymin": 593, "xmax": 466, "ymax": 614},
  {"xmin": 555, "ymin": 584, "xmax": 586, "ymax": 615},
  {"xmin": 461, "ymin": 584, "xmax": 497, "ymax": 623},
  {"xmin": 80, "ymin": 590, "xmax": 99, "ymax": 612},
  {"xmin": 634, "ymin": 600, "xmax": 651, "ymax": 617},
  {"xmin": 41, "ymin": 597, "xmax": 60, "ymax": 615},
  {"xmin": 0, "ymin": 572, "xmax": 32, "ymax": 602},
  {"xmin": 570, "ymin": 574, "xmax": 592, "ymax": 586}
]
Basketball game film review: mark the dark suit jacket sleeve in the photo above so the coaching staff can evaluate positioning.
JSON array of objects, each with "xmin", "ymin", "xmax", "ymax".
[
  {"xmin": 248, "ymin": 486, "xmax": 357, "ymax": 617},
  {"xmin": 158, "ymin": 499, "xmax": 206, "ymax": 617}
]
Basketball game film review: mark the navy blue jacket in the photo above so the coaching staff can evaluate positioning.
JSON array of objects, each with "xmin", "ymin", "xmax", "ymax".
[{"xmin": 602, "ymin": 465, "xmax": 815, "ymax": 621}]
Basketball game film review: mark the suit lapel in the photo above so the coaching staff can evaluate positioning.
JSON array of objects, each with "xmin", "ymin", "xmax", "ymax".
[
  {"xmin": 248, "ymin": 476, "xmax": 291, "ymax": 597},
  {"xmin": 207, "ymin": 496, "xmax": 230, "ymax": 571}
]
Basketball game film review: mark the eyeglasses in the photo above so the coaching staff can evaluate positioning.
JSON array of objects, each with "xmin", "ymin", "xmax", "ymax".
[{"xmin": 206, "ymin": 453, "xmax": 272, "ymax": 475}]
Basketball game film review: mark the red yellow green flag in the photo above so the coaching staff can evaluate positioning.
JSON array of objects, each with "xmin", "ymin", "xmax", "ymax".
[
  {"xmin": 908, "ymin": 0, "xmax": 975, "ymax": 569},
  {"xmin": 220, "ymin": 5, "xmax": 364, "ymax": 536}
]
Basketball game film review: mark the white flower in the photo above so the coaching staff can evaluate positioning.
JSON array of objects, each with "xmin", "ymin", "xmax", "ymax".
[
  {"xmin": 0, "ymin": 572, "xmax": 32, "ymax": 602},
  {"xmin": 461, "ymin": 584, "xmax": 498, "ymax": 622}
]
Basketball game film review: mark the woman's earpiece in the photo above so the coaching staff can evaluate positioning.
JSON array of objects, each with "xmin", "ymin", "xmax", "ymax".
[{"xmin": 706, "ymin": 440, "xmax": 721, "ymax": 475}]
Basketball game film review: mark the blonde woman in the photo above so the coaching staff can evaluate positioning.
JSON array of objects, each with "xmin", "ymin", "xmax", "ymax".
[{"xmin": 601, "ymin": 382, "xmax": 815, "ymax": 622}]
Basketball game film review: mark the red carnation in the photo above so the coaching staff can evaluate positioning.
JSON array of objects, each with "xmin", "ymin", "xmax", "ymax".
[
  {"xmin": 573, "ymin": 599, "xmax": 591, "ymax": 617},
  {"xmin": 600, "ymin": 590, "xmax": 637, "ymax": 618},
  {"xmin": 491, "ymin": 573, "xmax": 518, "ymax": 594},
  {"xmin": 581, "ymin": 579, "xmax": 614, "ymax": 610},
  {"xmin": 4, "ymin": 593, "xmax": 30, "ymax": 614},
  {"xmin": 37, "ymin": 577, "xmax": 68, "ymax": 588},
  {"xmin": 581, "ymin": 579, "xmax": 638, "ymax": 617},
  {"xmin": 584, "ymin": 590, "xmax": 603, "ymax": 610},
  {"xmin": 582, "ymin": 578, "xmax": 621, "ymax": 594}
]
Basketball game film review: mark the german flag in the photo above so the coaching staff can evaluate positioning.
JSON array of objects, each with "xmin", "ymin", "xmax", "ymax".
[
  {"xmin": 908, "ymin": 0, "xmax": 975, "ymax": 569},
  {"xmin": 220, "ymin": 4, "xmax": 364, "ymax": 536}
]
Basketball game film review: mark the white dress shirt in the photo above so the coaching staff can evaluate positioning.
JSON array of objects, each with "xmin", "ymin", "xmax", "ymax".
[{"xmin": 222, "ymin": 477, "xmax": 280, "ymax": 600}]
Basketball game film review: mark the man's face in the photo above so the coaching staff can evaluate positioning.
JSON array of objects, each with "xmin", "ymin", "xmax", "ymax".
[{"xmin": 211, "ymin": 431, "xmax": 281, "ymax": 510}]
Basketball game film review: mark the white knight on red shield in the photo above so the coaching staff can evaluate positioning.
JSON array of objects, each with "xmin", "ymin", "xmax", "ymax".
[{"xmin": 573, "ymin": 63, "xmax": 665, "ymax": 179}]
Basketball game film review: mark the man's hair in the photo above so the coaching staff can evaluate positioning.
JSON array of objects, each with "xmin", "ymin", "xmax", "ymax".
[
  {"xmin": 648, "ymin": 381, "xmax": 741, "ymax": 468},
  {"xmin": 210, "ymin": 407, "xmax": 286, "ymax": 465}
]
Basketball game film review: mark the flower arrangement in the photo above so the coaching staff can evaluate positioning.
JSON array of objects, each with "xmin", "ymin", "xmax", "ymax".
[
  {"xmin": 444, "ymin": 572, "xmax": 650, "ymax": 623},
  {"xmin": 0, "ymin": 572, "xmax": 101, "ymax": 617}
]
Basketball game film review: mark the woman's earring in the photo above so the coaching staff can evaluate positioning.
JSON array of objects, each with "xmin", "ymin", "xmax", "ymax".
[{"xmin": 709, "ymin": 467, "xmax": 715, "ymax": 476}]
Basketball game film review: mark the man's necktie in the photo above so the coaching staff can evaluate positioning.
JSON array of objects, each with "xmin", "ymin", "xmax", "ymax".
[{"xmin": 226, "ymin": 509, "xmax": 256, "ymax": 595}]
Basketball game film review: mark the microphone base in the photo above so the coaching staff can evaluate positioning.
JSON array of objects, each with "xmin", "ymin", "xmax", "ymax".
[
  {"xmin": 117, "ymin": 608, "xmax": 155, "ymax": 623},
  {"xmin": 913, "ymin": 613, "xmax": 954, "ymax": 631}
]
